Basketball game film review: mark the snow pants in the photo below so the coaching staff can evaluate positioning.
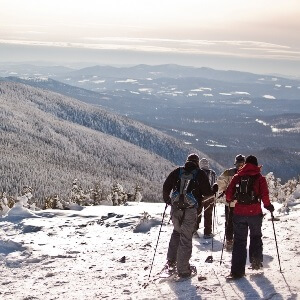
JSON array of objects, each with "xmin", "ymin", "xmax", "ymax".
[
  {"xmin": 231, "ymin": 214, "xmax": 263, "ymax": 276},
  {"xmin": 167, "ymin": 206, "xmax": 197, "ymax": 274}
]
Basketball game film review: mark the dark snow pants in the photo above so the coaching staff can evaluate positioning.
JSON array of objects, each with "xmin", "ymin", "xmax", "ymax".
[
  {"xmin": 167, "ymin": 206, "xmax": 197, "ymax": 274},
  {"xmin": 225, "ymin": 205, "xmax": 234, "ymax": 241},
  {"xmin": 231, "ymin": 214, "xmax": 263, "ymax": 276}
]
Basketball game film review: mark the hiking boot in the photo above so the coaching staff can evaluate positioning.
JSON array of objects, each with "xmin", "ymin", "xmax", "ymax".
[
  {"xmin": 225, "ymin": 239, "xmax": 233, "ymax": 251},
  {"xmin": 226, "ymin": 272, "xmax": 245, "ymax": 280},
  {"xmin": 178, "ymin": 265, "xmax": 197, "ymax": 278},
  {"xmin": 203, "ymin": 233, "xmax": 214, "ymax": 239},
  {"xmin": 164, "ymin": 260, "xmax": 176, "ymax": 271},
  {"xmin": 251, "ymin": 260, "xmax": 263, "ymax": 270}
]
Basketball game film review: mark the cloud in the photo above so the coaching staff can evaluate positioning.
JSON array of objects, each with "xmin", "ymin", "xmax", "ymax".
[{"xmin": 0, "ymin": 38, "xmax": 299, "ymax": 61}]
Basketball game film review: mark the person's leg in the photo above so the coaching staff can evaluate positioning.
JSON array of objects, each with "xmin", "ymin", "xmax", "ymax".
[
  {"xmin": 231, "ymin": 215, "xmax": 248, "ymax": 277},
  {"xmin": 204, "ymin": 200, "xmax": 213, "ymax": 235},
  {"xmin": 226, "ymin": 206, "xmax": 234, "ymax": 241},
  {"xmin": 167, "ymin": 208, "xmax": 183, "ymax": 263},
  {"xmin": 195, "ymin": 203, "xmax": 203, "ymax": 232},
  {"xmin": 176, "ymin": 208, "xmax": 197, "ymax": 275},
  {"xmin": 248, "ymin": 214, "xmax": 263, "ymax": 267}
]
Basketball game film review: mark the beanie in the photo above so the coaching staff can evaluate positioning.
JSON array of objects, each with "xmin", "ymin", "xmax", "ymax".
[
  {"xmin": 245, "ymin": 155, "xmax": 258, "ymax": 166},
  {"xmin": 186, "ymin": 153, "xmax": 199, "ymax": 164},
  {"xmin": 199, "ymin": 158, "xmax": 209, "ymax": 169},
  {"xmin": 234, "ymin": 154, "xmax": 245, "ymax": 165}
]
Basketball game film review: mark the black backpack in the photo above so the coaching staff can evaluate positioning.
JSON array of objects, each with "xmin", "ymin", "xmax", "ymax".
[
  {"xmin": 170, "ymin": 167, "xmax": 199, "ymax": 209},
  {"xmin": 235, "ymin": 175, "xmax": 260, "ymax": 205}
]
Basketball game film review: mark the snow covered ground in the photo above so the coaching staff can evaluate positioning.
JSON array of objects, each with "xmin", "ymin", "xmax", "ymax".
[{"xmin": 0, "ymin": 201, "xmax": 299, "ymax": 300}]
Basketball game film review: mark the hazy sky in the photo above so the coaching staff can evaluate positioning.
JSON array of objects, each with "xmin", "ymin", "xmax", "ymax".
[{"xmin": 1, "ymin": 0, "xmax": 300, "ymax": 76}]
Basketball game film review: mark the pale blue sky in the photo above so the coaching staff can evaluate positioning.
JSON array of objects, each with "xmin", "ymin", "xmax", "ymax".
[{"xmin": 1, "ymin": 0, "xmax": 300, "ymax": 76}]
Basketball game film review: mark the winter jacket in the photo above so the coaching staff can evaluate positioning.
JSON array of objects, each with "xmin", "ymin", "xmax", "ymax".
[
  {"xmin": 201, "ymin": 168, "xmax": 216, "ymax": 188},
  {"xmin": 217, "ymin": 167, "xmax": 238, "ymax": 207},
  {"xmin": 201, "ymin": 168, "xmax": 217, "ymax": 204},
  {"xmin": 226, "ymin": 163, "xmax": 271, "ymax": 216},
  {"xmin": 163, "ymin": 161, "xmax": 213, "ymax": 206}
]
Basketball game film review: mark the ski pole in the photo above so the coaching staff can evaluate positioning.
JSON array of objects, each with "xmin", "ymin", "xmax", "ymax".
[
  {"xmin": 220, "ymin": 205, "xmax": 231, "ymax": 265},
  {"xmin": 205, "ymin": 195, "xmax": 217, "ymax": 263},
  {"xmin": 271, "ymin": 212, "xmax": 283, "ymax": 272},
  {"xmin": 144, "ymin": 203, "xmax": 168, "ymax": 287}
]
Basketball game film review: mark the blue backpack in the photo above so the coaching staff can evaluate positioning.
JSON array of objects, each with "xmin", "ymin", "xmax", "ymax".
[{"xmin": 171, "ymin": 167, "xmax": 199, "ymax": 209}]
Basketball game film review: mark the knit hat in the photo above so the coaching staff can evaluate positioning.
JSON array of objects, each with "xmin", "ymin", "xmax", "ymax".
[
  {"xmin": 186, "ymin": 153, "xmax": 200, "ymax": 164},
  {"xmin": 245, "ymin": 155, "xmax": 258, "ymax": 166},
  {"xmin": 199, "ymin": 158, "xmax": 209, "ymax": 169},
  {"xmin": 234, "ymin": 154, "xmax": 245, "ymax": 165}
]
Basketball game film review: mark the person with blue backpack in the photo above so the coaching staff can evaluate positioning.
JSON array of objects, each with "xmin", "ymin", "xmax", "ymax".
[{"xmin": 163, "ymin": 153, "xmax": 213, "ymax": 278}]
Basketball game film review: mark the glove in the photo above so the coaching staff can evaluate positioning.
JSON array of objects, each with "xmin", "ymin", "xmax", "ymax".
[
  {"xmin": 265, "ymin": 204, "xmax": 274, "ymax": 213},
  {"xmin": 212, "ymin": 183, "xmax": 218, "ymax": 194},
  {"xmin": 165, "ymin": 197, "xmax": 171, "ymax": 206}
]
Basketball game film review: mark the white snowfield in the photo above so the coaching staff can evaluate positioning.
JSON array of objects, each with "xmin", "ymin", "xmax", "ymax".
[{"xmin": 0, "ymin": 202, "xmax": 299, "ymax": 300}]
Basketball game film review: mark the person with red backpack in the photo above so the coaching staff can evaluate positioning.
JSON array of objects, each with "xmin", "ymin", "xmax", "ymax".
[{"xmin": 225, "ymin": 155, "xmax": 274, "ymax": 279}]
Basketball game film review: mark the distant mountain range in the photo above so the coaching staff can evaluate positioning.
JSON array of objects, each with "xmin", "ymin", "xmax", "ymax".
[
  {"xmin": 0, "ymin": 81, "xmax": 221, "ymax": 201},
  {"xmin": 1, "ymin": 63, "xmax": 299, "ymax": 181}
]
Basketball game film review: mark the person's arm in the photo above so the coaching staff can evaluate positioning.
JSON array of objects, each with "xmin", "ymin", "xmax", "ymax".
[
  {"xmin": 259, "ymin": 176, "xmax": 271, "ymax": 208},
  {"xmin": 163, "ymin": 169, "xmax": 178, "ymax": 204},
  {"xmin": 217, "ymin": 170, "xmax": 230, "ymax": 193},
  {"xmin": 226, "ymin": 174, "xmax": 238, "ymax": 203},
  {"xmin": 198, "ymin": 170, "xmax": 213, "ymax": 197}
]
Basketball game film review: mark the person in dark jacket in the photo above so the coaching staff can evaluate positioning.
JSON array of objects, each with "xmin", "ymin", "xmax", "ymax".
[
  {"xmin": 217, "ymin": 154, "xmax": 245, "ymax": 250},
  {"xmin": 195, "ymin": 158, "xmax": 217, "ymax": 238},
  {"xmin": 225, "ymin": 155, "xmax": 274, "ymax": 279},
  {"xmin": 163, "ymin": 153, "xmax": 213, "ymax": 277}
]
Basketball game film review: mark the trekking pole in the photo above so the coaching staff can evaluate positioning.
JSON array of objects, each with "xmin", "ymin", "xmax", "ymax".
[
  {"xmin": 205, "ymin": 196, "xmax": 216, "ymax": 263},
  {"xmin": 143, "ymin": 203, "xmax": 168, "ymax": 288},
  {"xmin": 220, "ymin": 204, "xmax": 231, "ymax": 265},
  {"xmin": 271, "ymin": 212, "xmax": 283, "ymax": 272}
]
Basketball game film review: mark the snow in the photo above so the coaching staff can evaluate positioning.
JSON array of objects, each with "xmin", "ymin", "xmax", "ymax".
[
  {"xmin": 92, "ymin": 80, "xmax": 106, "ymax": 84},
  {"xmin": 115, "ymin": 79, "xmax": 137, "ymax": 83},
  {"xmin": 263, "ymin": 95, "xmax": 276, "ymax": 100},
  {"xmin": 233, "ymin": 91, "xmax": 250, "ymax": 95},
  {"xmin": 219, "ymin": 93, "xmax": 232, "ymax": 96},
  {"xmin": 0, "ymin": 201, "xmax": 299, "ymax": 299}
]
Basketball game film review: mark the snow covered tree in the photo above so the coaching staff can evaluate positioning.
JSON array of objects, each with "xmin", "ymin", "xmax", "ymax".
[
  {"xmin": 0, "ymin": 192, "xmax": 10, "ymax": 215},
  {"xmin": 133, "ymin": 184, "xmax": 143, "ymax": 202},
  {"xmin": 107, "ymin": 183, "xmax": 128, "ymax": 206}
]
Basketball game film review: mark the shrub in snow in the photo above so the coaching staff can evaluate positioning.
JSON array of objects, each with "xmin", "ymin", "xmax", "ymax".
[
  {"xmin": 44, "ymin": 195, "xmax": 65, "ymax": 209},
  {"xmin": 133, "ymin": 211, "xmax": 160, "ymax": 233},
  {"xmin": 70, "ymin": 179, "xmax": 94, "ymax": 206},
  {"xmin": 266, "ymin": 172, "xmax": 300, "ymax": 214},
  {"xmin": 0, "ymin": 192, "xmax": 10, "ymax": 216},
  {"xmin": 133, "ymin": 185, "xmax": 143, "ymax": 202},
  {"xmin": 107, "ymin": 183, "xmax": 128, "ymax": 206}
]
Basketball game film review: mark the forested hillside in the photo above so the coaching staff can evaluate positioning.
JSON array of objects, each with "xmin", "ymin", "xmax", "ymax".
[{"xmin": 0, "ymin": 82, "xmax": 220, "ymax": 202}]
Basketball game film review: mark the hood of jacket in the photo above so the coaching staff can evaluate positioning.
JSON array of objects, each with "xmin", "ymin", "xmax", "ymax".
[{"xmin": 238, "ymin": 163, "xmax": 261, "ymax": 176}]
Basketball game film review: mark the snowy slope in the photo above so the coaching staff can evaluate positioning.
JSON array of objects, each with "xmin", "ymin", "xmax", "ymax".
[{"xmin": 0, "ymin": 201, "xmax": 299, "ymax": 300}]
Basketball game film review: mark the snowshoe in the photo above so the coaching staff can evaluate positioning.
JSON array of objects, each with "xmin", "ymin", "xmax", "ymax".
[
  {"xmin": 175, "ymin": 265, "xmax": 197, "ymax": 281},
  {"xmin": 250, "ymin": 261, "xmax": 263, "ymax": 270},
  {"xmin": 158, "ymin": 260, "xmax": 177, "ymax": 279}
]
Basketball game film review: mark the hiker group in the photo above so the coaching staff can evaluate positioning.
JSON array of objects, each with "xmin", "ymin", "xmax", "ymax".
[{"xmin": 162, "ymin": 153, "xmax": 274, "ymax": 279}]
